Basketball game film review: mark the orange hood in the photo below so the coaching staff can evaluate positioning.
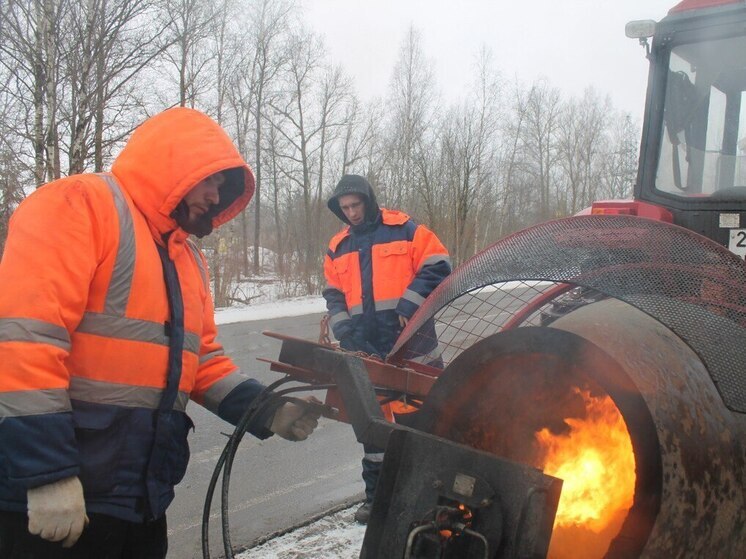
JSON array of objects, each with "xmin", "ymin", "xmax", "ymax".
[{"xmin": 111, "ymin": 107, "xmax": 255, "ymax": 241}]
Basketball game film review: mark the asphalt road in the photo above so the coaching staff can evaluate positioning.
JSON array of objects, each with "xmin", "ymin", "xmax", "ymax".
[{"xmin": 167, "ymin": 311, "xmax": 364, "ymax": 559}]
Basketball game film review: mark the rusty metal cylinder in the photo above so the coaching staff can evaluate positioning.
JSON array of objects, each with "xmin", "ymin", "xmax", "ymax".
[
  {"xmin": 550, "ymin": 299, "xmax": 745, "ymax": 558},
  {"xmin": 418, "ymin": 298, "xmax": 745, "ymax": 558}
]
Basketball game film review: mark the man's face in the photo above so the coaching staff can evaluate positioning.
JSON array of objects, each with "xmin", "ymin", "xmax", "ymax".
[
  {"xmin": 338, "ymin": 193, "xmax": 366, "ymax": 225},
  {"xmin": 183, "ymin": 172, "xmax": 224, "ymax": 227}
]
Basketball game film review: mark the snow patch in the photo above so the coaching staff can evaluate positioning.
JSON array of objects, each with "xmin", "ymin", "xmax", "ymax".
[
  {"xmin": 214, "ymin": 296, "xmax": 327, "ymax": 325},
  {"xmin": 237, "ymin": 506, "xmax": 365, "ymax": 558}
]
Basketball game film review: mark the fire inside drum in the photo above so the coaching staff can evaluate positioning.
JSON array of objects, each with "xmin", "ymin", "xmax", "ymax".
[{"xmin": 415, "ymin": 300, "xmax": 746, "ymax": 558}]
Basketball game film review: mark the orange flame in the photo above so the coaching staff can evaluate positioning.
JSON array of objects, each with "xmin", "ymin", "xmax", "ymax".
[{"xmin": 536, "ymin": 389, "xmax": 635, "ymax": 558}]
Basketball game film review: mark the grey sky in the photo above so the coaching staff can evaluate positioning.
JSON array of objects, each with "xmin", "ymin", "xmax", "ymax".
[{"xmin": 302, "ymin": 0, "xmax": 677, "ymax": 120}]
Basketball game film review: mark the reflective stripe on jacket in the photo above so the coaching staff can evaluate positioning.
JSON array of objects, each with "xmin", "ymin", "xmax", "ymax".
[{"xmin": 0, "ymin": 108, "xmax": 268, "ymax": 521}]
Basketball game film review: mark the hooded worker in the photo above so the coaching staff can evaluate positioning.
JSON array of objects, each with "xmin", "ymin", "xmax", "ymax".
[
  {"xmin": 0, "ymin": 107, "xmax": 320, "ymax": 557},
  {"xmin": 323, "ymin": 174, "xmax": 451, "ymax": 523}
]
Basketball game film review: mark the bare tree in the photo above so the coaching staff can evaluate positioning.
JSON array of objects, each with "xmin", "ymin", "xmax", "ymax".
[
  {"xmin": 248, "ymin": 0, "xmax": 292, "ymax": 275},
  {"xmin": 64, "ymin": 0, "xmax": 171, "ymax": 174},
  {"xmin": 0, "ymin": 154, "xmax": 25, "ymax": 253},
  {"xmin": 211, "ymin": 0, "xmax": 237, "ymax": 123},
  {"xmin": 340, "ymin": 99, "xmax": 389, "ymax": 207},
  {"xmin": 338, "ymin": 96, "xmax": 379, "ymax": 176},
  {"xmin": 268, "ymin": 29, "xmax": 322, "ymax": 291},
  {"xmin": 601, "ymin": 112, "xmax": 639, "ymax": 199},
  {"xmin": 386, "ymin": 25, "xmax": 437, "ymax": 208},
  {"xmin": 556, "ymin": 87, "xmax": 610, "ymax": 214},
  {"xmin": 411, "ymin": 122, "xmax": 442, "ymax": 228},
  {"xmin": 0, "ymin": 101, "xmax": 27, "ymax": 252},
  {"xmin": 312, "ymin": 65, "xmax": 353, "ymax": 245},
  {"xmin": 269, "ymin": 29, "xmax": 351, "ymax": 292},
  {"xmin": 448, "ymin": 47, "xmax": 501, "ymax": 264},
  {"xmin": 226, "ymin": 58, "xmax": 259, "ymax": 276},
  {"xmin": 0, "ymin": 1, "xmax": 647, "ymax": 301},
  {"xmin": 265, "ymin": 121, "xmax": 287, "ymax": 276},
  {"xmin": 1, "ymin": 0, "xmax": 170, "ymax": 181},
  {"xmin": 221, "ymin": 0, "xmax": 293, "ymax": 277},
  {"xmin": 160, "ymin": 0, "xmax": 217, "ymax": 108},
  {"xmin": 497, "ymin": 79, "xmax": 530, "ymax": 237},
  {"xmin": 520, "ymin": 78, "xmax": 562, "ymax": 222},
  {"xmin": 0, "ymin": 0, "xmax": 69, "ymax": 184}
]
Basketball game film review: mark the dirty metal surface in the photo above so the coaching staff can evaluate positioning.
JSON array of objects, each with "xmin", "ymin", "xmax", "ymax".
[{"xmin": 416, "ymin": 300, "xmax": 745, "ymax": 558}]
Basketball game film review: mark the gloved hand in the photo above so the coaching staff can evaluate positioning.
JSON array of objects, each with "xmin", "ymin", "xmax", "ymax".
[
  {"xmin": 270, "ymin": 396, "xmax": 322, "ymax": 441},
  {"xmin": 27, "ymin": 476, "xmax": 88, "ymax": 548}
]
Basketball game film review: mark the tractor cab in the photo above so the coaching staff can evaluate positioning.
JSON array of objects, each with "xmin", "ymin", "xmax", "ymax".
[{"xmin": 627, "ymin": 0, "xmax": 746, "ymax": 258}]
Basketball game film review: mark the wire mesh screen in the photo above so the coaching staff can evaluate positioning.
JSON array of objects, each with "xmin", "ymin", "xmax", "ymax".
[
  {"xmin": 429, "ymin": 281, "xmax": 560, "ymax": 365},
  {"xmin": 390, "ymin": 215, "xmax": 746, "ymax": 413}
]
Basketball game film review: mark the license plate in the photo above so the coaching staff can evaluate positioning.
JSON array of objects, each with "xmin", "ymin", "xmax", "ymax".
[{"xmin": 729, "ymin": 229, "xmax": 746, "ymax": 260}]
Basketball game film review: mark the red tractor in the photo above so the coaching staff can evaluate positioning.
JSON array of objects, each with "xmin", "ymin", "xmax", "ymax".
[{"xmin": 262, "ymin": 1, "xmax": 746, "ymax": 557}]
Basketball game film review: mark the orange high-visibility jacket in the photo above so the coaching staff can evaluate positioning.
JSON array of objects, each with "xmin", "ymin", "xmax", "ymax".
[
  {"xmin": 0, "ymin": 108, "xmax": 267, "ymax": 521},
  {"xmin": 323, "ymin": 209, "xmax": 451, "ymax": 359}
]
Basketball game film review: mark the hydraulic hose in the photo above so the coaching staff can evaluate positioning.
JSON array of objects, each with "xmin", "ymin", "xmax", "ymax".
[{"xmin": 201, "ymin": 379, "xmax": 335, "ymax": 559}]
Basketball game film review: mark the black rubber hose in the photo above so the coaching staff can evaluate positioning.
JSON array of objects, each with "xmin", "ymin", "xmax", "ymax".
[
  {"xmin": 202, "ymin": 377, "xmax": 288, "ymax": 559},
  {"xmin": 201, "ymin": 379, "xmax": 336, "ymax": 559},
  {"xmin": 220, "ymin": 384, "xmax": 334, "ymax": 559},
  {"xmin": 202, "ymin": 378, "xmax": 394, "ymax": 558}
]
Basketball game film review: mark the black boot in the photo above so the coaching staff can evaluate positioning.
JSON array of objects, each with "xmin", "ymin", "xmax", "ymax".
[{"xmin": 354, "ymin": 501, "xmax": 372, "ymax": 524}]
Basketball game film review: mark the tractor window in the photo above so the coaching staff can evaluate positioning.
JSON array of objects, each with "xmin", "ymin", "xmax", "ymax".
[{"xmin": 656, "ymin": 35, "xmax": 746, "ymax": 200}]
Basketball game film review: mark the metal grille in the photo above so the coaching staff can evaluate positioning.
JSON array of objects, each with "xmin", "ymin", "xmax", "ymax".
[
  {"xmin": 391, "ymin": 215, "xmax": 746, "ymax": 413},
  {"xmin": 429, "ymin": 281, "xmax": 555, "ymax": 364}
]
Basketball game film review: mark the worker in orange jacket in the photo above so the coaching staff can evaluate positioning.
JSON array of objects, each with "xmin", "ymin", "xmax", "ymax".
[
  {"xmin": 323, "ymin": 174, "xmax": 451, "ymax": 523},
  {"xmin": 0, "ymin": 107, "xmax": 320, "ymax": 558}
]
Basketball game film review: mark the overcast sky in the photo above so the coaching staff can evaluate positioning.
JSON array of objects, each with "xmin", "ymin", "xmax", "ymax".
[{"xmin": 301, "ymin": 0, "xmax": 677, "ymax": 121}]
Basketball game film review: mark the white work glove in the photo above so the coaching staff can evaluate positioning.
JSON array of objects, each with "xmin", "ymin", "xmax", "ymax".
[
  {"xmin": 27, "ymin": 476, "xmax": 88, "ymax": 548},
  {"xmin": 269, "ymin": 396, "xmax": 322, "ymax": 441}
]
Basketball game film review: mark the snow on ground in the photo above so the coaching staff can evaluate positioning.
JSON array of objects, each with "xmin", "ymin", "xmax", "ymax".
[
  {"xmin": 236, "ymin": 506, "xmax": 366, "ymax": 559},
  {"xmin": 214, "ymin": 296, "xmax": 327, "ymax": 325}
]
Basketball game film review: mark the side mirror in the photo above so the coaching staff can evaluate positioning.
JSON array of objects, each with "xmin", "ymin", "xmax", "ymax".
[{"xmin": 625, "ymin": 19, "xmax": 656, "ymax": 39}]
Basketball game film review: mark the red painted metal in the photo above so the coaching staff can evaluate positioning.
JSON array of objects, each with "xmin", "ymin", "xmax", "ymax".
[
  {"xmin": 500, "ymin": 283, "xmax": 574, "ymax": 331},
  {"xmin": 575, "ymin": 200, "xmax": 674, "ymax": 222},
  {"xmin": 263, "ymin": 331, "xmax": 439, "ymax": 423},
  {"xmin": 668, "ymin": 0, "xmax": 743, "ymax": 14}
]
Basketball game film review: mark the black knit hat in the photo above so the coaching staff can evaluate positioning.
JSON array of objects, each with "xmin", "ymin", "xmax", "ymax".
[{"xmin": 327, "ymin": 174, "xmax": 380, "ymax": 224}]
